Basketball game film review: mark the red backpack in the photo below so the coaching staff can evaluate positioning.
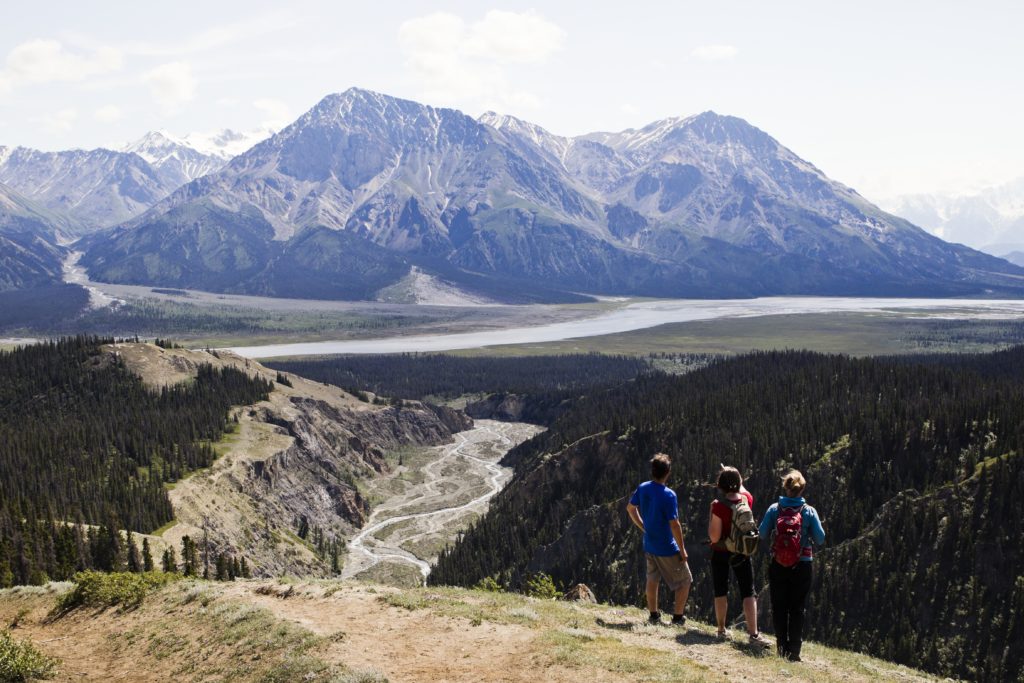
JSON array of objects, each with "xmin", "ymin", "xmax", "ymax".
[{"xmin": 772, "ymin": 505, "xmax": 805, "ymax": 567}]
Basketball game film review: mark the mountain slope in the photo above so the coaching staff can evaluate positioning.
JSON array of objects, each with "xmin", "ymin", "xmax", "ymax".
[
  {"xmin": 0, "ymin": 339, "xmax": 472, "ymax": 580},
  {"xmin": 0, "ymin": 145, "xmax": 180, "ymax": 233},
  {"xmin": 79, "ymin": 89, "xmax": 1024, "ymax": 300},
  {"xmin": 0, "ymin": 182, "xmax": 67, "ymax": 290},
  {"xmin": 106, "ymin": 343, "xmax": 472, "ymax": 577}
]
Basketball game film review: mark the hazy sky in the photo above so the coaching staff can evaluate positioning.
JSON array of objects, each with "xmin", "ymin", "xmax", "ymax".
[{"xmin": 1, "ymin": 0, "xmax": 1022, "ymax": 201}]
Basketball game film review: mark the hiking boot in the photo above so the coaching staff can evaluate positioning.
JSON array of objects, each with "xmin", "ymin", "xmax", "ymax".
[
  {"xmin": 748, "ymin": 632, "xmax": 772, "ymax": 650},
  {"xmin": 671, "ymin": 614, "xmax": 686, "ymax": 626},
  {"xmin": 647, "ymin": 611, "xmax": 661, "ymax": 625},
  {"xmin": 787, "ymin": 653, "xmax": 802, "ymax": 663}
]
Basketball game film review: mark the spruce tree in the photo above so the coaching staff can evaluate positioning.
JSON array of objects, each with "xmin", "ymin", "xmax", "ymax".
[
  {"xmin": 126, "ymin": 532, "xmax": 142, "ymax": 573},
  {"xmin": 162, "ymin": 547, "xmax": 178, "ymax": 573},
  {"xmin": 142, "ymin": 538, "xmax": 154, "ymax": 572}
]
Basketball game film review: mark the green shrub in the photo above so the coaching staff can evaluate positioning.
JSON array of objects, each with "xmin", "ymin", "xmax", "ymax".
[
  {"xmin": 472, "ymin": 576, "xmax": 503, "ymax": 592},
  {"xmin": 524, "ymin": 573, "xmax": 562, "ymax": 600},
  {"xmin": 55, "ymin": 571, "xmax": 178, "ymax": 612},
  {"xmin": 0, "ymin": 631, "xmax": 58, "ymax": 681}
]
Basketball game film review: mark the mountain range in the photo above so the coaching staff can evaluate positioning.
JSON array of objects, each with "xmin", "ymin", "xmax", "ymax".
[
  {"xmin": 879, "ymin": 177, "xmax": 1024, "ymax": 259},
  {"xmin": 4, "ymin": 88, "xmax": 1024, "ymax": 303},
  {"xmin": 0, "ymin": 127, "xmax": 268, "ymax": 236}
]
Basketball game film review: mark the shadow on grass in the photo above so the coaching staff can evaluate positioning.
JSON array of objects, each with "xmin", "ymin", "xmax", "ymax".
[
  {"xmin": 729, "ymin": 637, "xmax": 775, "ymax": 658},
  {"xmin": 674, "ymin": 630, "xmax": 721, "ymax": 646},
  {"xmin": 594, "ymin": 617, "xmax": 635, "ymax": 632}
]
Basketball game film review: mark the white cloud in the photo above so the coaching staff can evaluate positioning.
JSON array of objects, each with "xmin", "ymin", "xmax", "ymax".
[
  {"xmin": 93, "ymin": 105, "xmax": 123, "ymax": 123},
  {"xmin": 463, "ymin": 10, "xmax": 565, "ymax": 64},
  {"xmin": 40, "ymin": 107, "xmax": 78, "ymax": 133},
  {"xmin": 120, "ymin": 11, "xmax": 301, "ymax": 58},
  {"xmin": 691, "ymin": 44, "xmax": 739, "ymax": 61},
  {"xmin": 252, "ymin": 98, "xmax": 292, "ymax": 129},
  {"xmin": 398, "ymin": 10, "xmax": 565, "ymax": 113},
  {"xmin": 143, "ymin": 61, "xmax": 196, "ymax": 108},
  {"xmin": 0, "ymin": 40, "xmax": 122, "ymax": 92}
]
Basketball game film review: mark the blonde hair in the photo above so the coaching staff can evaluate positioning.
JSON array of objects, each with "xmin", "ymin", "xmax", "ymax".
[{"xmin": 782, "ymin": 469, "xmax": 806, "ymax": 497}]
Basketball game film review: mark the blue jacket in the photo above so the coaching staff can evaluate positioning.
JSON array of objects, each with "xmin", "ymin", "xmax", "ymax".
[{"xmin": 758, "ymin": 496, "xmax": 825, "ymax": 562}]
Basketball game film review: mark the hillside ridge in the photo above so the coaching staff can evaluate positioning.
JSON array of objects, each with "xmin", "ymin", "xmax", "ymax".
[
  {"xmin": 107, "ymin": 342, "xmax": 471, "ymax": 577},
  {"xmin": 0, "ymin": 578, "xmax": 940, "ymax": 682}
]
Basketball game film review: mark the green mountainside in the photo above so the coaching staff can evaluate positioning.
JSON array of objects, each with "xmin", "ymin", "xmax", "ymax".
[{"xmin": 0, "ymin": 337, "xmax": 272, "ymax": 585}]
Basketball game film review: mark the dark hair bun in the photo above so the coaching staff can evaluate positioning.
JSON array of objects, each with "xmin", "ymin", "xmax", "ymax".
[{"xmin": 717, "ymin": 466, "xmax": 742, "ymax": 493}]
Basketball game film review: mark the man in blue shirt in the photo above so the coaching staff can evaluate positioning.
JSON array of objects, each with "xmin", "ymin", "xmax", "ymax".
[{"xmin": 627, "ymin": 453, "xmax": 692, "ymax": 625}]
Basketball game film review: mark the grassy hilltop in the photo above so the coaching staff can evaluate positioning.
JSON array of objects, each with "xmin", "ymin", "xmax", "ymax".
[{"xmin": 0, "ymin": 574, "xmax": 939, "ymax": 682}]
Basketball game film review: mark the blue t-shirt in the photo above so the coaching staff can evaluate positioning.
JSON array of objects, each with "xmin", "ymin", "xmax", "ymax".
[{"xmin": 629, "ymin": 481, "xmax": 680, "ymax": 556}]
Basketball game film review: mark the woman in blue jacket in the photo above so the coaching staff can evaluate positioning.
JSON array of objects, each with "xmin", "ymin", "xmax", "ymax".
[{"xmin": 758, "ymin": 469, "xmax": 825, "ymax": 662}]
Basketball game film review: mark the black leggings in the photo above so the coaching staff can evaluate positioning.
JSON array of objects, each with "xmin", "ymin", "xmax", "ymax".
[
  {"xmin": 711, "ymin": 551, "xmax": 755, "ymax": 598},
  {"xmin": 769, "ymin": 561, "xmax": 813, "ymax": 657}
]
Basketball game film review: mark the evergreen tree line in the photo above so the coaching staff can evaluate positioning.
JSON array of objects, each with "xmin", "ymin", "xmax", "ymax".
[
  {"xmin": 0, "ymin": 513, "xmax": 251, "ymax": 586},
  {"xmin": 430, "ymin": 347, "xmax": 1024, "ymax": 681},
  {"xmin": 159, "ymin": 535, "xmax": 251, "ymax": 581},
  {"xmin": 0, "ymin": 336, "xmax": 272, "ymax": 578},
  {"xmin": 267, "ymin": 353, "xmax": 653, "ymax": 403},
  {"xmin": 296, "ymin": 515, "xmax": 342, "ymax": 575}
]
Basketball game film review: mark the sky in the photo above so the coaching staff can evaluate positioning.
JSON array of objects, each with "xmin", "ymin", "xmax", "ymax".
[{"xmin": 1, "ymin": 0, "xmax": 1022, "ymax": 201}]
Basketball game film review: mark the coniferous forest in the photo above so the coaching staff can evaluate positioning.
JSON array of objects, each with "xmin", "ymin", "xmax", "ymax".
[
  {"xmin": 267, "ymin": 353, "xmax": 652, "ymax": 401},
  {"xmin": 430, "ymin": 347, "xmax": 1024, "ymax": 682},
  {"xmin": 0, "ymin": 337, "xmax": 272, "ymax": 586}
]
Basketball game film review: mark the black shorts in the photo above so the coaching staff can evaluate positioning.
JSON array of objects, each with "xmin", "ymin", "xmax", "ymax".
[{"xmin": 711, "ymin": 551, "xmax": 755, "ymax": 598}]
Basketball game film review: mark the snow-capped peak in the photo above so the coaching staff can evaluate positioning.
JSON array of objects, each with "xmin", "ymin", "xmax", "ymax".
[
  {"xmin": 123, "ymin": 128, "xmax": 273, "ymax": 164},
  {"xmin": 181, "ymin": 128, "xmax": 274, "ymax": 159},
  {"xmin": 122, "ymin": 130, "xmax": 189, "ymax": 165}
]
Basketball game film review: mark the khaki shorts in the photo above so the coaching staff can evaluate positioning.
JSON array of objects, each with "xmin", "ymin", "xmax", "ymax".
[{"xmin": 646, "ymin": 553, "xmax": 693, "ymax": 591}]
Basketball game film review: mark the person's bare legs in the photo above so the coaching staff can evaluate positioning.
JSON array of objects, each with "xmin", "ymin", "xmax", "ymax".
[
  {"xmin": 714, "ymin": 596, "xmax": 728, "ymax": 632},
  {"xmin": 674, "ymin": 582, "xmax": 690, "ymax": 617},
  {"xmin": 646, "ymin": 576, "xmax": 660, "ymax": 613},
  {"xmin": 743, "ymin": 596, "xmax": 758, "ymax": 635}
]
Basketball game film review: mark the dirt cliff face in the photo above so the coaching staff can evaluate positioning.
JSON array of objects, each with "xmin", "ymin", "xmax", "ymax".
[
  {"xmin": 465, "ymin": 393, "xmax": 528, "ymax": 421},
  {"xmin": 107, "ymin": 342, "xmax": 471, "ymax": 577},
  {"xmin": 242, "ymin": 396, "xmax": 472, "ymax": 541}
]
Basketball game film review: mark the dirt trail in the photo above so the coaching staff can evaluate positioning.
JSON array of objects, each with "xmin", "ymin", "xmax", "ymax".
[
  {"xmin": 234, "ymin": 582, "xmax": 939, "ymax": 683},
  {"xmin": 344, "ymin": 420, "xmax": 542, "ymax": 581}
]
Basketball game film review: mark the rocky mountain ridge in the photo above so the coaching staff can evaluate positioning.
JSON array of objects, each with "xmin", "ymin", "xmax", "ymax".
[
  {"xmin": 79, "ymin": 88, "xmax": 1024, "ymax": 301},
  {"xmin": 0, "ymin": 127, "xmax": 270, "ymax": 236}
]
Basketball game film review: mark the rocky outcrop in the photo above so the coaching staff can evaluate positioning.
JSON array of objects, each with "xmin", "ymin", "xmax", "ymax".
[
  {"xmin": 244, "ymin": 396, "xmax": 472, "ymax": 531},
  {"xmin": 465, "ymin": 394, "xmax": 528, "ymax": 422},
  {"xmin": 563, "ymin": 583, "xmax": 598, "ymax": 603}
]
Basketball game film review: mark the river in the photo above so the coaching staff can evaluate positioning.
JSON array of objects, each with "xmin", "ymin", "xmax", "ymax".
[
  {"xmin": 227, "ymin": 296, "xmax": 1024, "ymax": 357},
  {"xmin": 344, "ymin": 420, "xmax": 542, "ymax": 583}
]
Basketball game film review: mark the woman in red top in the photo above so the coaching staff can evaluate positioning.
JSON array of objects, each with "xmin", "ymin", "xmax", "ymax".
[{"xmin": 707, "ymin": 466, "xmax": 770, "ymax": 648}]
